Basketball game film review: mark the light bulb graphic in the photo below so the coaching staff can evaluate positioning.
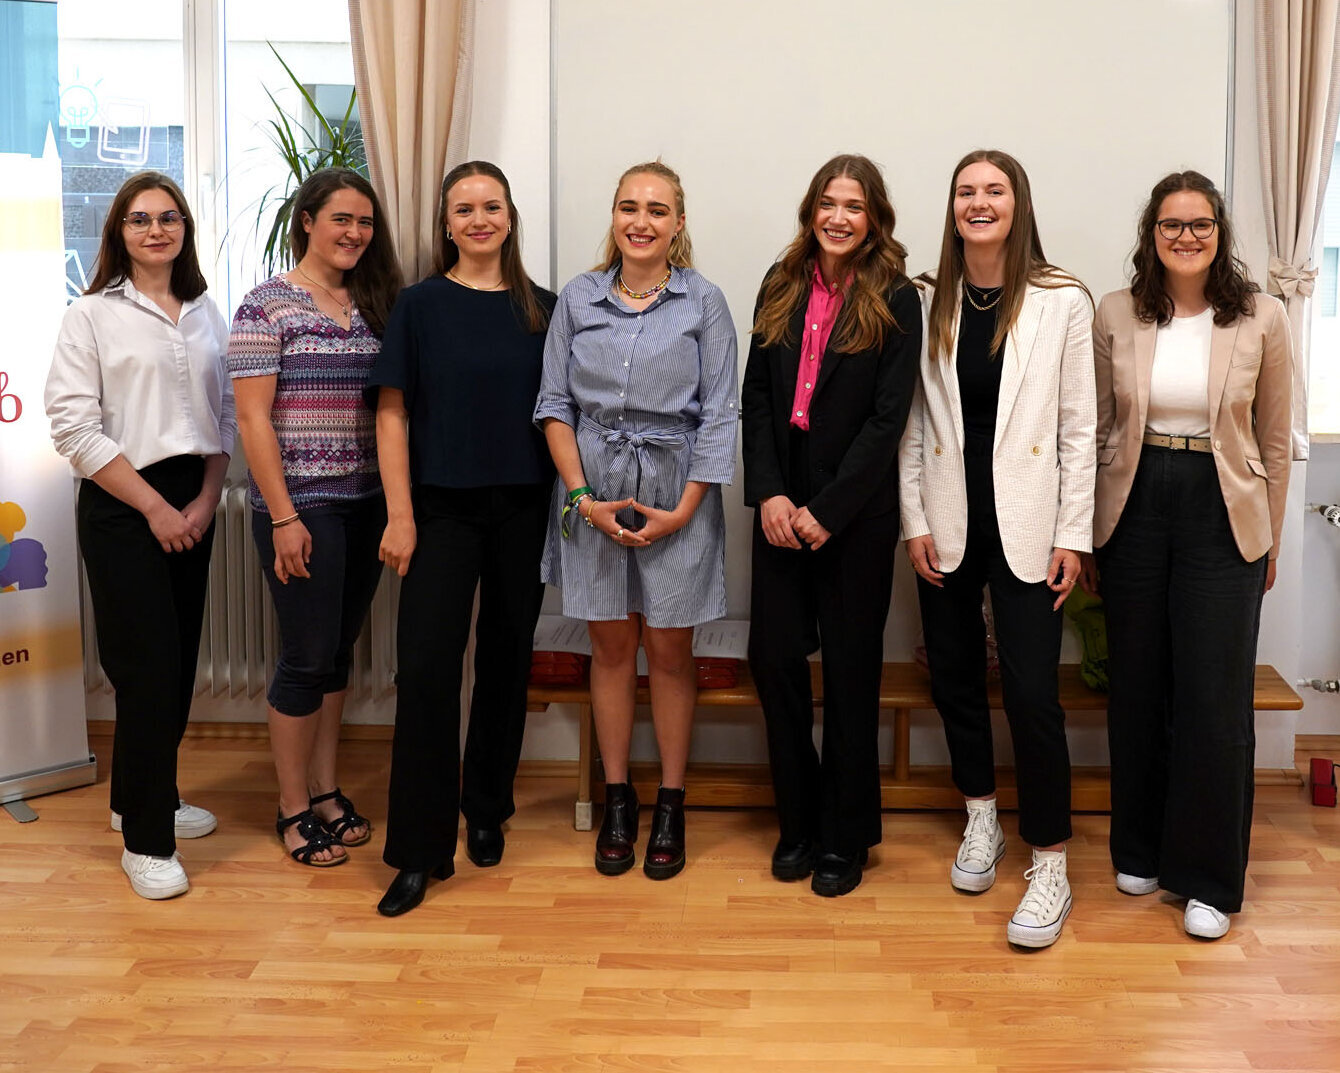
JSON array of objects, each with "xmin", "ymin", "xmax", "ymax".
[{"xmin": 60, "ymin": 82, "xmax": 98, "ymax": 149}]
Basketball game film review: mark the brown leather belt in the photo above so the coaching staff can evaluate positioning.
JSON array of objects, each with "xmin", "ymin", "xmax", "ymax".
[{"xmin": 1142, "ymin": 432, "xmax": 1212, "ymax": 453}]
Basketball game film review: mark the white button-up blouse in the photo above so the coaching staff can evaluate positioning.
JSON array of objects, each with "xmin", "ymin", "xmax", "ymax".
[{"xmin": 45, "ymin": 279, "xmax": 236, "ymax": 477}]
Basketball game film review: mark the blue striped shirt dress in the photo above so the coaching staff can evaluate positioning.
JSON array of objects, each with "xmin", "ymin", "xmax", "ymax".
[{"xmin": 533, "ymin": 265, "xmax": 739, "ymax": 628}]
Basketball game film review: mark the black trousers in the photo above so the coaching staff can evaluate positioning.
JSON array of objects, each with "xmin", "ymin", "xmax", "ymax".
[
  {"xmin": 77, "ymin": 456, "xmax": 214, "ymax": 857},
  {"xmin": 1097, "ymin": 446, "xmax": 1265, "ymax": 912},
  {"xmin": 916, "ymin": 435, "xmax": 1072, "ymax": 848},
  {"xmin": 383, "ymin": 483, "xmax": 550, "ymax": 871},
  {"xmin": 749, "ymin": 507, "xmax": 897, "ymax": 856}
]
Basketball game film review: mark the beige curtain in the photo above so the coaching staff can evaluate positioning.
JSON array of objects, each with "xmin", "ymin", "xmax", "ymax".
[
  {"xmin": 348, "ymin": 0, "xmax": 477, "ymax": 283},
  {"xmin": 1256, "ymin": 0, "xmax": 1340, "ymax": 460}
]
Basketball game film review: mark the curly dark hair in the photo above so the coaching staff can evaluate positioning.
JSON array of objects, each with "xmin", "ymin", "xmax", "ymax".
[{"xmin": 1129, "ymin": 170, "xmax": 1257, "ymax": 326}]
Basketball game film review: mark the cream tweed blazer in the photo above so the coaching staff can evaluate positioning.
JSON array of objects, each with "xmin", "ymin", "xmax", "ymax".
[{"xmin": 899, "ymin": 280, "xmax": 1097, "ymax": 584}]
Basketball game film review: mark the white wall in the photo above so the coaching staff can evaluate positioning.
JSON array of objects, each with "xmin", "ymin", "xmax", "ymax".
[{"xmin": 1298, "ymin": 444, "xmax": 1340, "ymax": 732}]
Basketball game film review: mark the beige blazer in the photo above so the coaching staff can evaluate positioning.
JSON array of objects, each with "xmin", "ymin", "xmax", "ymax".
[
  {"xmin": 1091, "ymin": 289, "xmax": 1293, "ymax": 561},
  {"xmin": 899, "ymin": 281, "xmax": 1097, "ymax": 584}
]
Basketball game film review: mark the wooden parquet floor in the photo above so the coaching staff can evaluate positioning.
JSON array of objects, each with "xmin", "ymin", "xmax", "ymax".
[{"xmin": 2, "ymin": 732, "xmax": 1339, "ymax": 1072}]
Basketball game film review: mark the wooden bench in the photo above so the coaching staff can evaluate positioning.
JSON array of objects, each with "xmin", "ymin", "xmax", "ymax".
[{"xmin": 528, "ymin": 663, "xmax": 1303, "ymax": 829}]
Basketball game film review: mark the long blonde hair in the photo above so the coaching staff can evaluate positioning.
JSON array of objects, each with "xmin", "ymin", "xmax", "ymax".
[
  {"xmin": 925, "ymin": 149, "xmax": 1087, "ymax": 361},
  {"xmin": 595, "ymin": 160, "xmax": 694, "ymax": 270}
]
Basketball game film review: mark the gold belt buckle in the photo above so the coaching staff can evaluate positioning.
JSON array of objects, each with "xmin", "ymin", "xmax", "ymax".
[{"xmin": 1167, "ymin": 435, "xmax": 1187, "ymax": 450}]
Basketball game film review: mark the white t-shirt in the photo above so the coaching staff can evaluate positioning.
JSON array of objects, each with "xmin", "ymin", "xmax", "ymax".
[{"xmin": 1146, "ymin": 307, "xmax": 1212, "ymax": 438}]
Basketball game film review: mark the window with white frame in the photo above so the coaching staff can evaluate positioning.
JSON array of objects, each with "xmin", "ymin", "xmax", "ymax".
[{"xmin": 51, "ymin": 0, "xmax": 357, "ymax": 315}]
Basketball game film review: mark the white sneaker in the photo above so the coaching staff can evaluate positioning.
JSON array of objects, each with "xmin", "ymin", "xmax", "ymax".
[
  {"xmin": 1116, "ymin": 872, "xmax": 1159, "ymax": 896},
  {"xmin": 112, "ymin": 800, "xmax": 217, "ymax": 839},
  {"xmin": 120, "ymin": 849, "xmax": 189, "ymax": 900},
  {"xmin": 951, "ymin": 800, "xmax": 1006, "ymax": 892},
  {"xmin": 1007, "ymin": 848, "xmax": 1072, "ymax": 948},
  {"xmin": 1184, "ymin": 899, "xmax": 1230, "ymax": 939}
]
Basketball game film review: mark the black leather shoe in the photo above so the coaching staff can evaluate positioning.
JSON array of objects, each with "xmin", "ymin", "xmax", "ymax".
[
  {"xmin": 377, "ymin": 862, "xmax": 452, "ymax": 917},
  {"xmin": 771, "ymin": 837, "xmax": 818, "ymax": 881},
  {"xmin": 811, "ymin": 848, "xmax": 868, "ymax": 897},
  {"xmin": 643, "ymin": 786, "xmax": 686, "ymax": 880},
  {"xmin": 595, "ymin": 782, "xmax": 639, "ymax": 875},
  {"xmin": 465, "ymin": 825, "xmax": 504, "ymax": 868}
]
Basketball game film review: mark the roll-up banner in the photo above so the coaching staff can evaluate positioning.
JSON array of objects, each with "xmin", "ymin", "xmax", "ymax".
[{"xmin": 1, "ymin": 0, "xmax": 96, "ymax": 805}]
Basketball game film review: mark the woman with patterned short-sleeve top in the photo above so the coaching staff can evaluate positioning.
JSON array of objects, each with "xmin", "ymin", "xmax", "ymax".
[
  {"xmin": 535, "ymin": 161, "xmax": 738, "ymax": 881},
  {"xmin": 229, "ymin": 168, "xmax": 402, "ymax": 869}
]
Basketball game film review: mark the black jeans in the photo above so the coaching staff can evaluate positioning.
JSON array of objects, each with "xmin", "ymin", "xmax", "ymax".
[
  {"xmin": 749, "ymin": 505, "xmax": 898, "ymax": 857},
  {"xmin": 916, "ymin": 433, "xmax": 1072, "ymax": 847},
  {"xmin": 383, "ymin": 483, "xmax": 550, "ymax": 872},
  {"xmin": 78, "ymin": 456, "xmax": 214, "ymax": 857},
  {"xmin": 251, "ymin": 496, "xmax": 386, "ymax": 716},
  {"xmin": 1097, "ymin": 445, "xmax": 1266, "ymax": 912}
]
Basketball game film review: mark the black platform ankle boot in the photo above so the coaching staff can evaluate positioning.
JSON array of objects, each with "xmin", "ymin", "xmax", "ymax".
[
  {"xmin": 594, "ymin": 781, "xmax": 640, "ymax": 875},
  {"xmin": 643, "ymin": 786, "xmax": 686, "ymax": 880}
]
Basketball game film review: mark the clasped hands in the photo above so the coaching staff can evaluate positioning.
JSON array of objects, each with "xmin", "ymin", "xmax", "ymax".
[
  {"xmin": 759, "ymin": 495, "xmax": 831, "ymax": 551},
  {"xmin": 585, "ymin": 496, "xmax": 689, "ymax": 546}
]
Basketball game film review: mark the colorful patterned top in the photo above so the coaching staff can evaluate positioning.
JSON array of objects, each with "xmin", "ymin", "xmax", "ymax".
[{"xmin": 226, "ymin": 275, "xmax": 381, "ymax": 511}]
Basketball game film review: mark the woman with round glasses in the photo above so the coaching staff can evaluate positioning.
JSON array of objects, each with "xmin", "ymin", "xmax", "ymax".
[
  {"xmin": 46, "ymin": 171, "xmax": 235, "ymax": 899},
  {"xmin": 1080, "ymin": 171, "xmax": 1292, "ymax": 939},
  {"xmin": 535, "ymin": 160, "xmax": 738, "ymax": 881},
  {"xmin": 899, "ymin": 149, "xmax": 1095, "ymax": 949},
  {"xmin": 230, "ymin": 168, "xmax": 402, "ymax": 869}
]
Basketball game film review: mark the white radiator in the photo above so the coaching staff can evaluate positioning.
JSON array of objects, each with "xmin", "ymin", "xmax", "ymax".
[{"xmin": 80, "ymin": 481, "xmax": 400, "ymax": 701}]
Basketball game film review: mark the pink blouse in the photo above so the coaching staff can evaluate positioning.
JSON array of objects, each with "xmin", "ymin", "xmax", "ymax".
[{"xmin": 789, "ymin": 269, "xmax": 844, "ymax": 431}]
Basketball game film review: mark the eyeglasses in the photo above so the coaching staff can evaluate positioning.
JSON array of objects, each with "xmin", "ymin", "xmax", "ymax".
[
  {"xmin": 123, "ymin": 211, "xmax": 185, "ymax": 233},
  {"xmin": 1156, "ymin": 217, "xmax": 1217, "ymax": 241}
]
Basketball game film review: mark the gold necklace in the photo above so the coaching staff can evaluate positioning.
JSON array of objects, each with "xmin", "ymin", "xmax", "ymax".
[
  {"xmin": 447, "ymin": 268, "xmax": 504, "ymax": 291},
  {"xmin": 617, "ymin": 267, "xmax": 672, "ymax": 300},
  {"xmin": 964, "ymin": 280, "xmax": 1003, "ymax": 311},
  {"xmin": 295, "ymin": 264, "xmax": 349, "ymax": 318}
]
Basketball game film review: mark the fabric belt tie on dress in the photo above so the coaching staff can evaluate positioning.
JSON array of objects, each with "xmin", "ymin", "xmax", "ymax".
[
  {"xmin": 1142, "ymin": 432, "xmax": 1213, "ymax": 453},
  {"xmin": 577, "ymin": 412, "xmax": 696, "ymax": 502}
]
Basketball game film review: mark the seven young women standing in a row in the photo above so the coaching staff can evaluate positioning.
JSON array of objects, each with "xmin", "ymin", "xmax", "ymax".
[{"xmin": 49, "ymin": 154, "xmax": 1289, "ymax": 948}]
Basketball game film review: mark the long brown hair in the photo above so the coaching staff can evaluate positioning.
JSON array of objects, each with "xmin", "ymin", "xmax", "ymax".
[
  {"xmin": 1129, "ymin": 170, "xmax": 1257, "ymax": 326},
  {"xmin": 85, "ymin": 171, "xmax": 207, "ymax": 300},
  {"xmin": 289, "ymin": 168, "xmax": 402, "ymax": 336},
  {"xmin": 752, "ymin": 154, "xmax": 909, "ymax": 353},
  {"xmin": 925, "ymin": 149, "xmax": 1088, "ymax": 361},
  {"xmin": 431, "ymin": 160, "xmax": 549, "ymax": 333},
  {"xmin": 596, "ymin": 160, "xmax": 694, "ymax": 271}
]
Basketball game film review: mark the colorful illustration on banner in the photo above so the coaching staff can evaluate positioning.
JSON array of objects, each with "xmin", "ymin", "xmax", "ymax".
[{"xmin": 0, "ymin": 501, "xmax": 50, "ymax": 592}]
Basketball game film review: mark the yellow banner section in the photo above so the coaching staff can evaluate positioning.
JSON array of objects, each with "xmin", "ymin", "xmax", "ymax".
[
  {"xmin": 0, "ymin": 624, "xmax": 86, "ymax": 678},
  {"xmin": 0, "ymin": 196, "xmax": 61, "ymax": 252}
]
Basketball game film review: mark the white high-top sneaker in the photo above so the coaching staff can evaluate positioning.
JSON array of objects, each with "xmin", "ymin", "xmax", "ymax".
[
  {"xmin": 1007, "ymin": 847, "xmax": 1071, "ymax": 948},
  {"xmin": 950, "ymin": 799, "xmax": 1006, "ymax": 892}
]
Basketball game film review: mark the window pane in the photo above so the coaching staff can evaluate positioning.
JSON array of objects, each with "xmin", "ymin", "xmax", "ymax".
[
  {"xmin": 56, "ymin": 0, "xmax": 184, "ymax": 299},
  {"xmin": 222, "ymin": 1, "xmax": 358, "ymax": 311}
]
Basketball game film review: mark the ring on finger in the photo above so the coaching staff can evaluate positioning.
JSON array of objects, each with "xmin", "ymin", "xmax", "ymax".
[{"xmin": 616, "ymin": 528, "xmax": 624, "ymax": 540}]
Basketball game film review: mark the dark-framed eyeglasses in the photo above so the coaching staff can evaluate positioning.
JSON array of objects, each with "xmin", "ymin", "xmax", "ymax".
[
  {"xmin": 123, "ymin": 211, "xmax": 185, "ymax": 233},
  {"xmin": 1156, "ymin": 217, "xmax": 1217, "ymax": 241}
]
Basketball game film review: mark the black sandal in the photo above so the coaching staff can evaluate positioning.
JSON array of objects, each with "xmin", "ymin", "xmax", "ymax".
[
  {"xmin": 275, "ymin": 808, "xmax": 347, "ymax": 867},
  {"xmin": 308, "ymin": 787, "xmax": 372, "ymax": 846}
]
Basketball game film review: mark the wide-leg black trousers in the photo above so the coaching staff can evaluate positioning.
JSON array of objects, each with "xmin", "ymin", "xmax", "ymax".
[
  {"xmin": 749, "ymin": 507, "xmax": 898, "ymax": 856},
  {"xmin": 383, "ymin": 483, "xmax": 550, "ymax": 872},
  {"xmin": 1097, "ymin": 445, "xmax": 1265, "ymax": 912}
]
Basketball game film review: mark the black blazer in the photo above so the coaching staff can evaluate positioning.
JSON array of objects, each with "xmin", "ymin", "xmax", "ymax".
[{"xmin": 741, "ymin": 275, "xmax": 922, "ymax": 536}]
